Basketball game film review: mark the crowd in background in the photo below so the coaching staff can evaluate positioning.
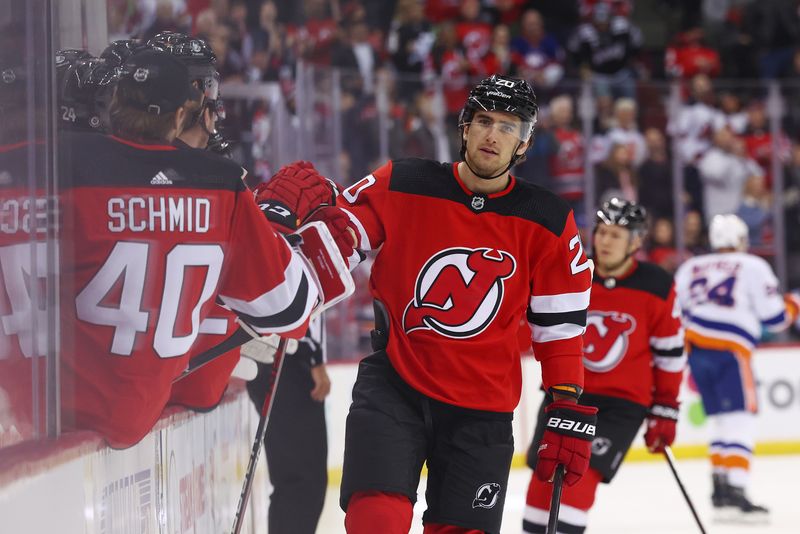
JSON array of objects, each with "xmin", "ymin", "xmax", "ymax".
[{"xmin": 107, "ymin": 0, "xmax": 800, "ymax": 286}]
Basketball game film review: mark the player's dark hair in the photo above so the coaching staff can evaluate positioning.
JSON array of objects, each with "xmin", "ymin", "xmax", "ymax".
[{"xmin": 109, "ymin": 83, "xmax": 201, "ymax": 143}]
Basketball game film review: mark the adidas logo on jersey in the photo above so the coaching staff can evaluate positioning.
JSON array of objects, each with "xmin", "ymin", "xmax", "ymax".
[{"xmin": 150, "ymin": 172, "xmax": 173, "ymax": 185}]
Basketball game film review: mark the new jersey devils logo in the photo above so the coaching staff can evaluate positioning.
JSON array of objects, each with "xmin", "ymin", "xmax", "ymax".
[
  {"xmin": 472, "ymin": 482, "xmax": 502, "ymax": 509},
  {"xmin": 583, "ymin": 311, "xmax": 637, "ymax": 373},
  {"xmin": 403, "ymin": 248, "xmax": 516, "ymax": 338}
]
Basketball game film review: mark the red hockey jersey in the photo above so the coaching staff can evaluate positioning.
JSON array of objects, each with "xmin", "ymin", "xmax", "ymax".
[
  {"xmin": 59, "ymin": 133, "xmax": 318, "ymax": 447},
  {"xmin": 341, "ymin": 159, "xmax": 592, "ymax": 412},
  {"xmin": 583, "ymin": 261, "xmax": 685, "ymax": 408}
]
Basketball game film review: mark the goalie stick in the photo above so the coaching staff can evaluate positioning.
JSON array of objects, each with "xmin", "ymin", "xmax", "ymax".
[
  {"xmin": 546, "ymin": 464, "xmax": 566, "ymax": 534},
  {"xmin": 231, "ymin": 337, "xmax": 288, "ymax": 534}
]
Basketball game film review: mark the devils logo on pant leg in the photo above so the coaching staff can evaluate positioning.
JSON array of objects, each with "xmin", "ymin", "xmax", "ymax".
[
  {"xmin": 582, "ymin": 311, "xmax": 637, "ymax": 372},
  {"xmin": 402, "ymin": 247, "xmax": 516, "ymax": 338}
]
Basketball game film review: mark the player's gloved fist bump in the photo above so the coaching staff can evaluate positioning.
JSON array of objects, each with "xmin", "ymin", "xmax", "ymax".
[
  {"xmin": 253, "ymin": 161, "xmax": 336, "ymax": 233},
  {"xmin": 644, "ymin": 403, "xmax": 679, "ymax": 453},
  {"xmin": 535, "ymin": 400, "xmax": 598, "ymax": 486},
  {"xmin": 306, "ymin": 206, "xmax": 361, "ymax": 267}
]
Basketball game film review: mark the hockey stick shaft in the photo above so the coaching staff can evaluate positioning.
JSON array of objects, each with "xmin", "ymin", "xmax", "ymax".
[
  {"xmin": 663, "ymin": 446, "xmax": 707, "ymax": 534},
  {"xmin": 231, "ymin": 338, "xmax": 288, "ymax": 534},
  {"xmin": 547, "ymin": 465, "xmax": 566, "ymax": 534},
  {"xmin": 173, "ymin": 326, "xmax": 253, "ymax": 384}
]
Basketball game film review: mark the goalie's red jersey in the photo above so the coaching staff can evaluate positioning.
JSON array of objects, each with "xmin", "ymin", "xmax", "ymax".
[
  {"xmin": 584, "ymin": 261, "xmax": 686, "ymax": 408},
  {"xmin": 341, "ymin": 159, "xmax": 592, "ymax": 412},
  {"xmin": 59, "ymin": 133, "xmax": 317, "ymax": 447}
]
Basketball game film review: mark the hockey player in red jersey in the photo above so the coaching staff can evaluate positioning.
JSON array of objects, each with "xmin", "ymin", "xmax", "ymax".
[
  {"xmin": 259, "ymin": 74, "xmax": 597, "ymax": 533},
  {"xmin": 523, "ymin": 198, "xmax": 686, "ymax": 534},
  {"xmin": 58, "ymin": 49, "xmax": 320, "ymax": 448}
]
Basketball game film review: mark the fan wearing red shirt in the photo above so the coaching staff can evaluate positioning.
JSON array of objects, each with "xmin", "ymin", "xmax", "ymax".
[{"xmin": 523, "ymin": 199, "xmax": 686, "ymax": 534}]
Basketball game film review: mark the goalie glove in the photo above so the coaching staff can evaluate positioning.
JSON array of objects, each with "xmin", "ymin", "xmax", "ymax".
[
  {"xmin": 254, "ymin": 160, "xmax": 338, "ymax": 233},
  {"xmin": 644, "ymin": 403, "xmax": 679, "ymax": 453},
  {"xmin": 535, "ymin": 400, "xmax": 598, "ymax": 486}
]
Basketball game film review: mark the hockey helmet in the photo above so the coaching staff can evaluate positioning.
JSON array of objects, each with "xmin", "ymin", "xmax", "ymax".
[
  {"xmin": 595, "ymin": 198, "xmax": 648, "ymax": 235},
  {"xmin": 459, "ymin": 74, "xmax": 538, "ymax": 142},
  {"xmin": 56, "ymin": 52, "xmax": 111, "ymax": 131},
  {"xmin": 708, "ymin": 214, "xmax": 749, "ymax": 251}
]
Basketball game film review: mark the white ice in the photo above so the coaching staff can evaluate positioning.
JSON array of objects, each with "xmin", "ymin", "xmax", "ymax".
[{"xmin": 316, "ymin": 455, "xmax": 799, "ymax": 533}]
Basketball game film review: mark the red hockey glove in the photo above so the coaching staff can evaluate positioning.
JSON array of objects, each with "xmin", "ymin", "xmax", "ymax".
[
  {"xmin": 306, "ymin": 206, "xmax": 362, "ymax": 268},
  {"xmin": 535, "ymin": 400, "xmax": 598, "ymax": 487},
  {"xmin": 644, "ymin": 403, "xmax": 679, "ymax": 453},
  {"xmin": 253, "ymin": 161, "xmax": 337, "ymax": 233}
]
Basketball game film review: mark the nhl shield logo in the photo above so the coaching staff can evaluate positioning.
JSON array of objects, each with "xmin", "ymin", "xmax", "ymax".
[
  {"xmin": 133, "ymin": 67, "xmax": 149, "ymax": 82},
  {"xmin": 2, "ymin": 69, "xmax": 16, "ymax": 84},
  {"xmin": 471, "ymin": 196, "xmax": 485, "ymax": 211}
]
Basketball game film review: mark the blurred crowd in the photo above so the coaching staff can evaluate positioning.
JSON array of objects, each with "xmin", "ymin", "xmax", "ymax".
[{"xmin": 108, "ymin": 0, "xmax": 800, "ymax": 285}]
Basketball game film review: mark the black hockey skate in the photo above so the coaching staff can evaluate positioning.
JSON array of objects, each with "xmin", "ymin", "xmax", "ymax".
[{"xmin": 714, "ymin": 483, "xmax": 770, "ymax": 524}]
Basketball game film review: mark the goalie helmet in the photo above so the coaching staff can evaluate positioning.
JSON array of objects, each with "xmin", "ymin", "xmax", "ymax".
[
  {"xmin": 708, "ymin": 214, "xmax": 749, "ymax": 251},
  {"xmin": 459, "ymin": 74, "xmax": 538, "ymax": 142},
  {"xmin": 595, "ymin": 198, "xmax": 647, "ymax": 236}
]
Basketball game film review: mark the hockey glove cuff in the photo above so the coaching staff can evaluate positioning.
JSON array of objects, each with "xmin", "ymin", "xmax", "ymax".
[
  {"xmin": 253, "ymin": 161, "xmax": 338, "ymax": 233},
  {"xmin": 644, "ymin": 403, "xmax": 679, "ymax": 453},
  {"xmin": 306, "ymin": 206, "xmax": 364, "ymax": 269},
  {"xmin": 535, "ymin": 400, "xmax": 598, "ymax": 487}
]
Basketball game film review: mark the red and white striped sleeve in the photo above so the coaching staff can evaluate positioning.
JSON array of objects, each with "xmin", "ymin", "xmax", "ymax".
[
  {"xmin": 527, "ymin": 211, "xmax": 592, "ymax": 396},
  {"xmin": 650, "ymin": 284, "xmax": 686, "ymax": 405},
  {"xmin": 217, "ymin": 189, "xmax": 318, "ymax": 339},
  {"xmin": 338, "ymin": 162, "xmax": 391, "ymax": 251}
]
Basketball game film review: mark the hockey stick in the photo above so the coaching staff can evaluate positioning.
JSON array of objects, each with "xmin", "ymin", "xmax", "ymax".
[
  {"xmin": 172, "ymin": 326, "xmax": 253, "ymax": 383},
  {"xmin": 546, "ymin": 464, "xmax": 566, "ymax": 534},
  {"xmin": 663, "ymin": 446, "xmax": 707, "ymax": 534},
  {"xmin": 231, "ymin": 337, "xmax": 288, "ymax": 534}
]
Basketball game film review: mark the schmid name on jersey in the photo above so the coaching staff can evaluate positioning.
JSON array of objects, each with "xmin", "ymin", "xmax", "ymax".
[{"xmin": 107, "ymin": 196, "xmax": 211, "ymax": 234}]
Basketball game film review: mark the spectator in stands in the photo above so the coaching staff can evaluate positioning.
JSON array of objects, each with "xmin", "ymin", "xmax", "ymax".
[
  {"xmin": 333, "ymin": 15, "xmax": 383, "ymax": 96},
  {"xmin": 209, "ymin": 20, "xmax": 246, "ymax": 81},
  {"xmin": 432, "ymin": 21, "xmax": 472, "ymax": 137},
  {"xmin": 455, "ymin": 0, "xmax": 493, "ymax": 71},
  {"xmin": 785, "ymin": 144, "xmax": 800, "ymax": 284},
  {"xmin": 388, "ymin": 0, "xmax": 435, "ymax": 103},
  {"xmin": 668, "ymin": 73, "xmax": 721, "ymax": 211},
  {"xmin": 698, "ymin": 129, "xmax": 763, "ymax": 221},
  {"xmin": 547, "ymin": 94, "xmax": 585, "ymax": 211},
  {"xmin": 742, "ymin": 101, "xmax": 789, "ymax": 188},
  {"xmin": 567, "ymin": 1, "xmax": 643, "ymax": 99},
  {"xmin": 638, "ymin": 127, "xmax": 674, "ymax": 219},
  {"xmin": 389, "ymin": 92, "xmax": 437, "ymax": 161},
  {"xmin": 595, "ymin": 142, "xmax": 638, "ymax": 205},
  {"xmin": 510, "ymin": 9, "xmax": 565, "ymax": 90},
  {"xmin": 736, "ymin": 174, "xmax": 772, "ymax": 246},
  {"xmin": 745, "ymin": 0, "xmax": 800, "ymax": 78},
  {"xmin": 715, "ymin": 90, "xmax": 748, "ymax": 135},
  {"xmin": 247, "ymin": 0, "xmax": 294, "ymax": 82},
  {"xmin": 479, "ymin": 24, "xmax": 516, "ymax": 78},
  {"xmin": 224, "ymin": 0, "xmax": 249, "ymax": 57},
  {"xmin": 647, "ymin": 217, "xmax": 680, "ymax": 273},
  {"xmin": 486, "ymin": 0, "xmax": 527, "ymax": 27},
  {"xmin": 599, "ymin": 97, "xmax": 647, "ymax": 167},
  {"xmin": 286, "ymin": 0, "xmax": 339, "ymax": 65},
  {"xmin": 684, "ymin": 209, "xmax": 708, "ymax": 254},
  {"xmin": 665, "ymin": 27, "xmax": 721, "ymax": 81}
]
